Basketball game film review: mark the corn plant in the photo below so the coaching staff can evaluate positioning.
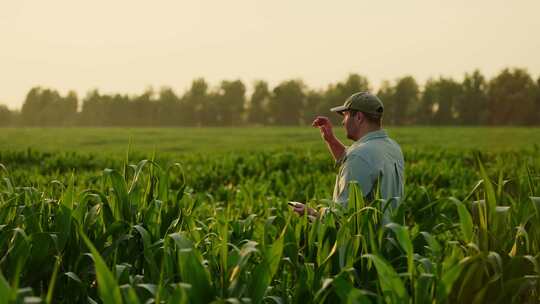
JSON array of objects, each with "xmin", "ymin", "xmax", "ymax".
[{"xmin": 0, "ymin": 147, "xmax": 539, "ymax": 303}]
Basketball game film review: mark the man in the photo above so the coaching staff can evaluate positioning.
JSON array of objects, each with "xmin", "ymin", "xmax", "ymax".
[{"xmin": 293, "ymin": 92, "xmax": 404, "ymax": 218}]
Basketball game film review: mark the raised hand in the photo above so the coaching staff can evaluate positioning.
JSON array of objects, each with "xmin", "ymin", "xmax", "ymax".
[
  {"xmin": 312, "ymin": 116, "xmax": 335, "ymax": 142},
  {"xmin": 312, "ymin": 116, "xmax": 331, "ymax": 128}
]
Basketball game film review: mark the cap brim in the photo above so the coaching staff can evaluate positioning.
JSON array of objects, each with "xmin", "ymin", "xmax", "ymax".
[{"xmin": 330, "ymin": 105, "xmax": 348, "ymax": 113}]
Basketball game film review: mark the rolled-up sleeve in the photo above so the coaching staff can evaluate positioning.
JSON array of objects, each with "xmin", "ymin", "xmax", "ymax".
[
  {"xmin": 334, "ymin": 154, "xmax": 376, "ymax": 206},
  {"xmin": 334, "ymin": 150, "xmax": 348, "ymax": 169}
]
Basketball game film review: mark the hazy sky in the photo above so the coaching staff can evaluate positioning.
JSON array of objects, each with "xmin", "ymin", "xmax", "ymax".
[{"xmin": 1, "ymin": 0, "xmax": 539, "ymax": 109}]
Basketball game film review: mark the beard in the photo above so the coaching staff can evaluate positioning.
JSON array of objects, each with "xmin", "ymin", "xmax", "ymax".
[
  {"xmin": 345, "ymin": 122, "xmax": 361, "ymax": 141},
  {"xmin": 346, "ymin": 126, "xmax": 357, "ymax": 140}
]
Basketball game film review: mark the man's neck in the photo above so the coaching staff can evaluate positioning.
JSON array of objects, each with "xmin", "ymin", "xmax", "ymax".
[{"xmin": 354, "ymin": 125, "xmax": 381, "ymax": 141}]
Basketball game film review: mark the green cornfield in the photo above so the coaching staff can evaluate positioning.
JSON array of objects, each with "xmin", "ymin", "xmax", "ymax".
[{"xmin": 0, "ymin": 129, "xmax": 540, "ymax": 303}]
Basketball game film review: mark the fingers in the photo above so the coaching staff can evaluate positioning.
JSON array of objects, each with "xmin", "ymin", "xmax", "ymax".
[
  {"xmin": 291, "ymin": 203, "xmax": 318, "ymax": 218},
  {"xmin": 312, "ymin": 117, "xmax": 327, "ymax": 127},
  {"xmin": 320, "ymin": 125, "xmax": 330, "ymax": 134},
  {"xmin": 319, "ymin": 125, "xmax": 335, "ymax": 141},
  {"xmin": 312, "ymin": 116, "xmax": 330, "ymax": 128},
  {"xmin": 293, "ymin": 208, "xmax": 304, "ymax": 216},
  {"xmin": 293, "ymin": 203, "xmax": 305, "ymax": 215}
]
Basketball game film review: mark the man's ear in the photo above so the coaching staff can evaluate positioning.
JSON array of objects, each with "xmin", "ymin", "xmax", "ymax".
[{"xmin": 355, "ymin": 112, "xmax": 364, "ymax": 123}]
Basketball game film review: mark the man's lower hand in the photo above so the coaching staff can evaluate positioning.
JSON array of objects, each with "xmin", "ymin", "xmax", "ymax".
[{"xmin": 291, "ymin": 202, "xmax": 318, "ymax": 217}]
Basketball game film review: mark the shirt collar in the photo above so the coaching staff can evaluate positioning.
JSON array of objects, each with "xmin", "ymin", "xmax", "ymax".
[{"xmin": 353, "ymin": 129, "xmax": 388, "ymax": 146}]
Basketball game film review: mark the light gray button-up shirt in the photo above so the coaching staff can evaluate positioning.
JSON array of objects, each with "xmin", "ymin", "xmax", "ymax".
[{"xmin": 333, "ymin": 129, "xmax": 404, "ymax": 211}]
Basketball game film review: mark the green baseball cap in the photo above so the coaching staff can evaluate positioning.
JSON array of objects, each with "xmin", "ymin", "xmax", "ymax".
[{"xmin": 330, "ymin": 92, "xmax": 384, "ymax": 116}]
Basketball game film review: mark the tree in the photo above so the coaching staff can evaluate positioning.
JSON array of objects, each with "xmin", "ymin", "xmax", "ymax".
[
  {"xmin": 21, "ymin": 87, "xmax": 52, "ymax": 126},
  {"xmin": 393, "ymin": 76, "xmax": 419, "ymax": 125},
  {"xmin": 302, "ymin": 90, "xmax": 324, "ymax": 125},
  {"xmin": 21, "ymin": 87, "xmax": 41, "ymax": 125},
  {"xmin": 60, "ymin": 90, "xmax": 78, "ymax": 125},
  {"xmin": 268, "ymin": 80, "xmax": 305, "ymax": 125},
  {"xmin": 487, "ymin": 68, "xmax": 536, "ymax": 125},
  {"xmin": 157, "ymin": 87, "xmax": 181, "ymax": 126},
  {"xmin": 457, "ymin": 70, "xmax": 488, "ymax": 125},
  {"xmin": 247, "ymin": 81, "xmax": 270, "ymax": 125},
  {"xmin": 533, "ymin": 77, "xmax": 540, "ymax": 125},
  {"xmin": 80, "ymin": 89, "xmax": 103, "ymax": 126},
  {"xmin": 432, "ymin": 77, "xmax": 462, "ymax": 125},
  {"xmin": 181, "ymin": 78, "xmax": 209, "ymax": 126},
  {"xmin": 131, "ymin": 88, "xmax": 157, "ymax": 126},
  {"xmin": 416, "ymin": 78, "xmax": 461, "ymax": 125},
  {"xmin": 0, "ymin": 105, "xmax": 13, "ymax": 126},
  {"xmin": 216, "ymin": 80, "xmax": 246, "ymax": 126},
  {"xmin": 11, "ymin": 68, "xmax": 539, "ymax": 126},
  {"xmin": 110, "ymin": 93, "xmax": 131, "ymax": 126},
  {"xmin": 417, "ymin": 79, "xmax": 437, "ymax": 125},
  {"xmin": 377, "ymin": 80, "xmax": 396, "ymax": 125},
  {"xmin": 321, "ymin": 74, "xmax": 370, "ymax": 125},
  {"xmin": 20, "ymin": 87, "xmax": 77, "ymax": 126}
]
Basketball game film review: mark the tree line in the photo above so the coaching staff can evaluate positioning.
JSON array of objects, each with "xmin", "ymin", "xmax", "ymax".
[{"xmin": 0, "ymin": 67, "xmax": 539, "ymax": 127}]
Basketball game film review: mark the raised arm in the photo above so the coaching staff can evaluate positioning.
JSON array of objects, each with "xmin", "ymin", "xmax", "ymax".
[{"xmin": 312, "ymin": 116, "xmax": 346, "ymax": 161}]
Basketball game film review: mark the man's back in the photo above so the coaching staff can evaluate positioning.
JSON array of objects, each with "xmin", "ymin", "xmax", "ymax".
[
  {"xmin": 333, "ymin": 129, "xmax": 404, "ymax": 211},
  {"xmin": 293, "ymin": 92, "xmax": 405, "ymax": 220}
]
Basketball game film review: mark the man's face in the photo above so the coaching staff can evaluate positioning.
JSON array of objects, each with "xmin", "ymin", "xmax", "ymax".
[{"xmin": 342, "ymin": 111, "xmax": 361, "ymax": 140}]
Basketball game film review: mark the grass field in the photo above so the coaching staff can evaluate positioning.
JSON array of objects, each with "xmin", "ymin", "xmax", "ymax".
[
  {"xmin": 1, "ymin": 127, "xmax": 539, "ymax": 154},
  {"xmin": 0, "ymin": 127, "xmax": 539, "ymax": 303}
]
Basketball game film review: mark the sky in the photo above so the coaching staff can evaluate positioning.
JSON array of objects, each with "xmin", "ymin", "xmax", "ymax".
[{"xmin": 1, "ymin": 0, "xmax": 539, "ymax": 110}]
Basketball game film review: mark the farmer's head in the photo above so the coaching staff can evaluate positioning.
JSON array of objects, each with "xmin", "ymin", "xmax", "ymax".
[{"xmin": 330, "ymin": 92, "xmax": 383, "ymax": 140}]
